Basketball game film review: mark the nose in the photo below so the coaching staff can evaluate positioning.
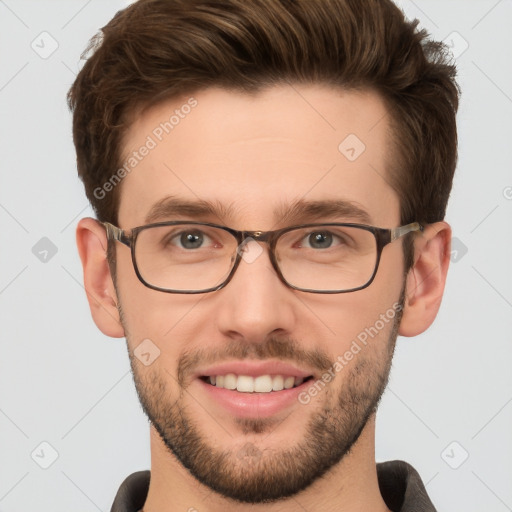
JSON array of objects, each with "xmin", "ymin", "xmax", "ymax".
[{"xmin": 214, "ymin": 240, "xmax": 297, "ymax": 344}]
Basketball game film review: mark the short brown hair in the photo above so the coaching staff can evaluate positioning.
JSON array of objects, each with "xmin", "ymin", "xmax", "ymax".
[{"xmin": 68, "ymin": 0, "xmax": 459, "ymax": 270}]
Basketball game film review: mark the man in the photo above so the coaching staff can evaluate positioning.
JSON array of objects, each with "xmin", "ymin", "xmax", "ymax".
[{"xmin": 68, "ymin": 0, "xmax": 459, "ymax": 510}]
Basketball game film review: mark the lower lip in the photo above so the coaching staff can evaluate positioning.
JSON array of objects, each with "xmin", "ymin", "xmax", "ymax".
[{"xmin": 196, "ymin": 378, "xmax": 312, "ymax": 418}]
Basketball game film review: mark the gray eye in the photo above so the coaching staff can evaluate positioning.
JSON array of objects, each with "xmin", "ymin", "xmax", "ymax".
[
  {"xmin": 307, "ymin": 232, "xmax": 333, "ymax": 249},
  {"xmin": 179, "ymin": 231, "xmax": 204, "ymax": 249}
]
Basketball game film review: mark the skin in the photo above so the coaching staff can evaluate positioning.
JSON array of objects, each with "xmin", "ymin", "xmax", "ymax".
[{"xmin": 77, "ymin": 85, "xmax": 451, "ymax": 512}]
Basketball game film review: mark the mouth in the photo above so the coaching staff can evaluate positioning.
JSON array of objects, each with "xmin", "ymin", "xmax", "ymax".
[
  {"xmin": 199, "ymin": 373, "xmax": 315, "ymax": 393},
  {"xmin": 196, "ymin": 373, "xmax": 315, "ymax": 419},
  {"xmin": 193, "ymin": 360, "xmax": 319, "ymax": 418}
]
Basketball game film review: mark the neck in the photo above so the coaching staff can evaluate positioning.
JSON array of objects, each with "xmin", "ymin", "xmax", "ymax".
[{"xmin": 142, "ymin": 415, "xmax": 390, "ymax": 512}]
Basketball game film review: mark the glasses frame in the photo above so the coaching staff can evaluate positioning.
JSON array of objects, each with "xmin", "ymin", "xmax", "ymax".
[{"xmin": 102, "ymin": 220, "xmax": 423, "ymax": 294}]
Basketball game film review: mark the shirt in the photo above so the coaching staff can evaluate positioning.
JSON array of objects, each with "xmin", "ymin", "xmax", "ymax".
[{"xmin": 110, "ymin": 460, "xmax": 436, "ymax": 512}]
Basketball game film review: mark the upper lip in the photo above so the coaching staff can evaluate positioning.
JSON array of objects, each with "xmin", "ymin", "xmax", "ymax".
[{"xmin": 195, "ymin": 360, "xmax": 316, "ymax": 379}]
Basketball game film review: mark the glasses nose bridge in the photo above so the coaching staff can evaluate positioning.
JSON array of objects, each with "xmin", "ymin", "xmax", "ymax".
[
  {"xmin": 233, "ymin": 229, "xmax": 284, "ymax": 288},
  {"xmin": 241, "ymin": 229, "xmax": 275, "ymax": 245},
  {"xmin": 236, "ymin": 230, "xmax": 279, "ymax": 269}
]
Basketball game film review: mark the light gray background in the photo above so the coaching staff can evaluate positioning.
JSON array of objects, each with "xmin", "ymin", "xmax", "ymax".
[{"xmin": 0, "ymin": 1, "xmax": 511, "ymax": 510}]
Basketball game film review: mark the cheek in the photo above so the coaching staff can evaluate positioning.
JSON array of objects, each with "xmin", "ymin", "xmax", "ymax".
[
  {"xmin": 116, "ymin": 276, "xmax": 211, "ymax": 367},
  {"xmin": 299, "ymin": 275, "xmax": 403, "ymax": 350}
]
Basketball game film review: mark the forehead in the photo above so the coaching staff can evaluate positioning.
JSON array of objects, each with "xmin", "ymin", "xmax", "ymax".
[{"xmin": 117, "ymin": 85, "xmax": 400, "ymax": 228}]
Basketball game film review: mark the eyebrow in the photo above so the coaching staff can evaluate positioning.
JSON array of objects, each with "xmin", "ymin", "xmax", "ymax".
[
  {"xmin": 145, "ymin": 196, "xmax": 238, "ymax": 224},
  {"xmin": 274, "ymin": 198, "xmax": 372, "ymax": 225},
  {"xmin": 144, "ymin": 196, "xmax": 372, "ymax": 226}
]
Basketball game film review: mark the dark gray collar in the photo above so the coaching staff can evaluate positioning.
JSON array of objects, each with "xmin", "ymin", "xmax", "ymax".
[{"xmin": 111, "ymin": 460, "xmax": 436, "ymax": 512}]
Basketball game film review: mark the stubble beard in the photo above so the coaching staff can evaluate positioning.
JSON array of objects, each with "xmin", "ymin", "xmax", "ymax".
[{"xmin": 120, "ymin": 288, "xmax": 404, "ymax": 504}]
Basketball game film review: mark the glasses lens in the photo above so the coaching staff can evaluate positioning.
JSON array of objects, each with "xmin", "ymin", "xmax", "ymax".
[
  {"xmin": 134, "ymin": 224, "xmax": 237, "ymax": 291},
  {"xmin": 276, "ymin": 225, "xmax": 377, "ymax": 292}
]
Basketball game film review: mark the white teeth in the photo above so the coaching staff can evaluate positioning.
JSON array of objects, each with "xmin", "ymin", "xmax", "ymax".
[
  {"xmin": 254, "ymin": 375, "xmax": 273, "ymax": 392},
  {"xmin": 208, "ymin": 374, "xmax": 307, "ymax": 393},
  {"xmin": 272, "ymin": 375, "xmax": 284, "ymax": 391},
  {"xmin": 236, "ymin": 375, "xmax": 254, "ymax": 392},
  {"xmin": 223, "ymin": 373, "xmax": 237, "ymax": 390},
  {"xmin": 284, "ymin": 376, "xmax": 295, "ymax": 389}
]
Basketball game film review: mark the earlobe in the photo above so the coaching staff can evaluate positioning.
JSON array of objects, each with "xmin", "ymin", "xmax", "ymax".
[
  {"xmin": 76, "ymin": 217, "xmax": 125, "ymax": 338},
  {"xmin": 398, "ymin": 221, "xmax": 451, "ymax": 337}
]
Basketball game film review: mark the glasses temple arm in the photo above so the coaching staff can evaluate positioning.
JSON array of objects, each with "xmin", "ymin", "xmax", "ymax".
[
  {"xmin": 103, "ymin": 222, "xmax": 125, "ymax": 243},
  {"xmin": 390, "ymin": 222, "xmax": 424, "ymax": 241}
]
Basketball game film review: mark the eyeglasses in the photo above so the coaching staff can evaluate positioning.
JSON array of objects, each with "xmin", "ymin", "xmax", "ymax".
[{"xmin": 102, "ymin": 220, "xmax": 423, "ymax": 294}]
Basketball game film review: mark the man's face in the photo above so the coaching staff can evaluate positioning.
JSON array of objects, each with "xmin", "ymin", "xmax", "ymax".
[{"xmin": 115, "ymin": 85, "xmax": 405, "ymax": 502}]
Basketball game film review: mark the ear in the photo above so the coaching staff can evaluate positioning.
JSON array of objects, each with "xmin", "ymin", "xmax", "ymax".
[
  {"xmin": 398, "ymin": 221, "xmax": 451, "ymax": 337},
  {"xmin": 76, "ymin": 217, "xmax": 125, "ymax": 338}
]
